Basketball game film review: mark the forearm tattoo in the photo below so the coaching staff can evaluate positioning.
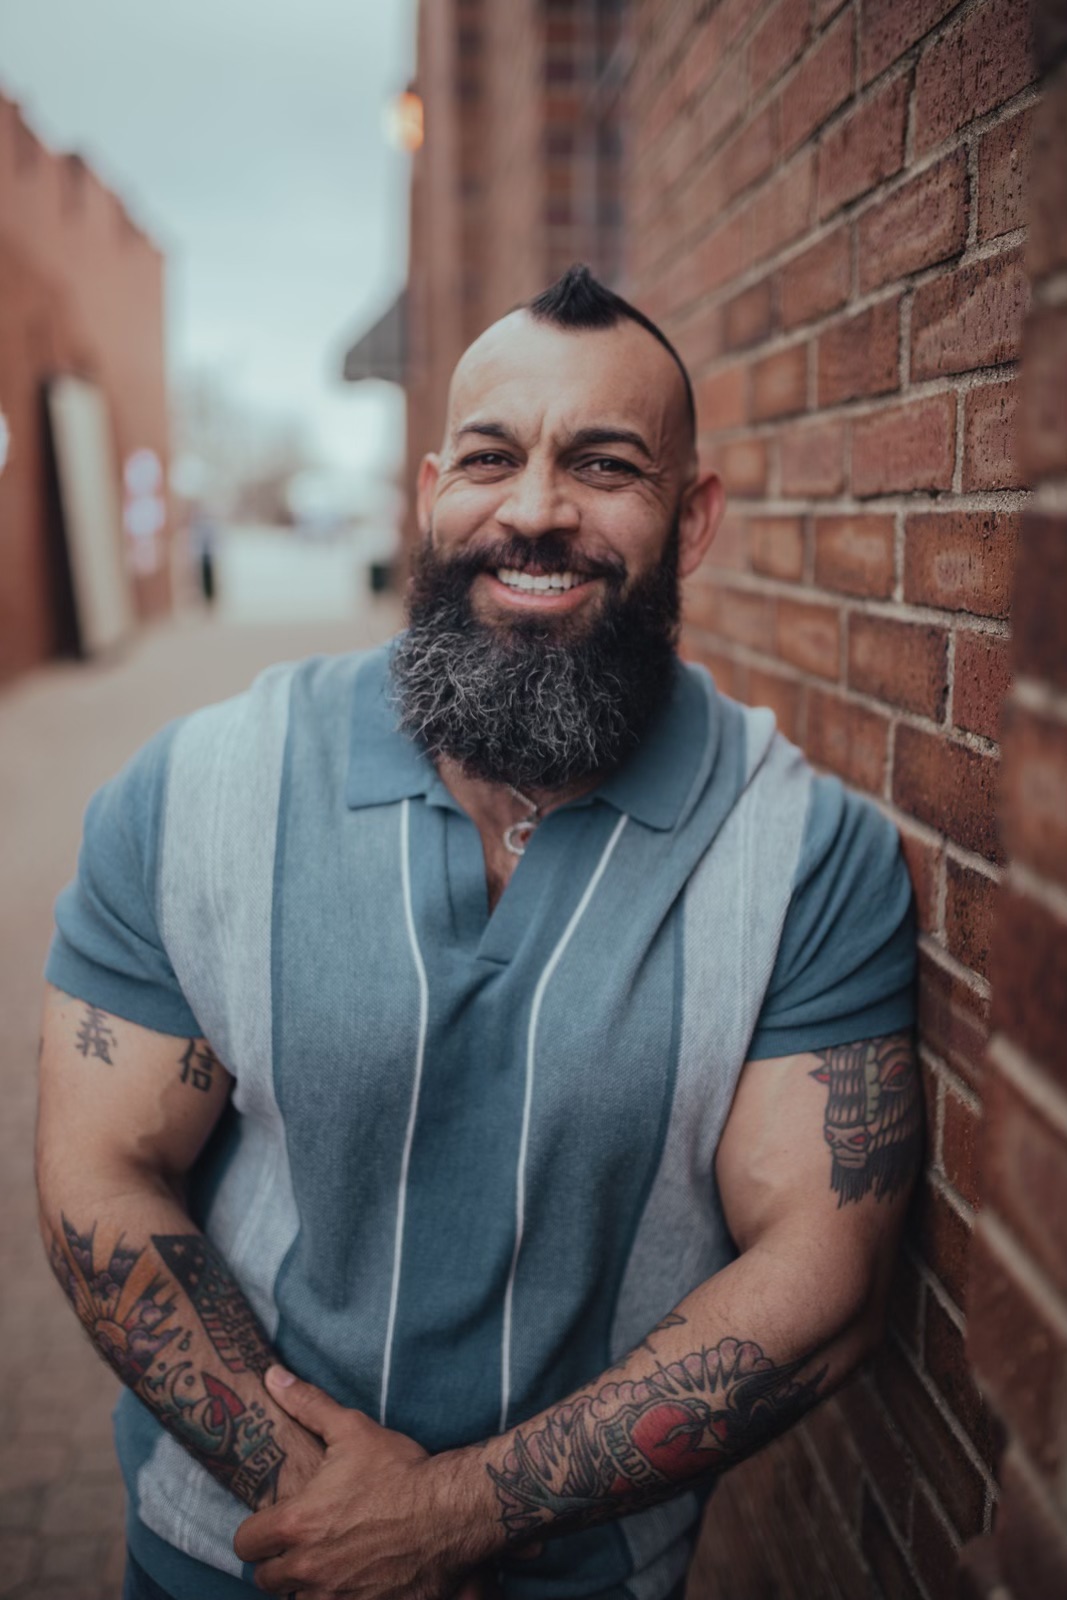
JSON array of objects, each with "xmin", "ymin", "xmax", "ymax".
[
  {"xmin": 48, "ymin": 1216, "xmax": 284, "ymax": 1507},
  {"xmin": 489, "ymin": 1332, "xmax": 826, "ymax": 1539},
  {"xmin": 809, "ymin": 1031, "xmax": 923, "ymax": 1206}
]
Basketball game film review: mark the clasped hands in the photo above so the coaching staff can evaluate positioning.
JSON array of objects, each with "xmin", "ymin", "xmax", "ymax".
[{"xmin": 234, "ymin": 1366, "xmax": 509, "ymax": 1600}]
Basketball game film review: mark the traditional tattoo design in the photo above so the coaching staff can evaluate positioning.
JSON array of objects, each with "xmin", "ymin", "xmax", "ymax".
[
  {"xmin": 74, "ymin": 1004, "xmax": 117, "ymax": 1064},
  {"xmin": 179, "ymin": 1038, "xmax": 219, "ymax": 1092},
  {"xmin": 488, "ymin": 1337, "xmax": 826, "ymax": 1538},
  {"xmin": 48, "ymin": 1217, "xmax": 284, "ymax": 1507},
  {"xmin": 810, "ymin": 1032, "xmax": 922, "ymax": 1206},
  {"xmin": 152, "ymin": 1234, "xmax": 273, "ymax": 1378}
]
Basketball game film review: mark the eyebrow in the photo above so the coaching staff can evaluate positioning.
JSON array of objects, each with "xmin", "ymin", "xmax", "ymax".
[{"xmin": 453, "ymin": 420, "xmax": 654, "ymax": 461}]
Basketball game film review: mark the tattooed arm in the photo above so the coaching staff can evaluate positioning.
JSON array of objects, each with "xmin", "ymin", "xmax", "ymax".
[
  {"xmin": 35, "ymin": 984, "xmax": 324, "ymax": 1510},
  {"xmin": 233, "ymin": 1032, "xmax": 923, "ymax": 1594}
]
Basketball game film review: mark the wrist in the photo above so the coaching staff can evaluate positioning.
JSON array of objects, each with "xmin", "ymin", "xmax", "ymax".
[{"xmin": 421, "ymin": 1442, "xmax": 509, "ymax": 1569}]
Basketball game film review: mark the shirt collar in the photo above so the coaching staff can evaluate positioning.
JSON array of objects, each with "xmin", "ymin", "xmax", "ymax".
[{"xmin": 346, "ymin": 642, "xmax": 718, "ymax": 832}]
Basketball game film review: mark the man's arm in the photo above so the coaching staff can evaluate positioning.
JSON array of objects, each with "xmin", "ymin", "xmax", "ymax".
[
  {"xmin": 234, "ymin": 1030, "xmax": 922, "ymax": 1594},
  {"xmin": 36, "ymin": 984, "xmax": 324, "ymax": 1510}
]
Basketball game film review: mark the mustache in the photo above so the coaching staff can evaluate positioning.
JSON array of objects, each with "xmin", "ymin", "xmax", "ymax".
[{"xmin": 426, "ymin": 533, "xmax": 627, "ymax": 585}]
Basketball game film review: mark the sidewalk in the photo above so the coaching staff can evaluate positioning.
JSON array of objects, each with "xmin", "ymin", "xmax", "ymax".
[{"xmin": 0, "ymin": 595, "xmax": 400, "ymax": 1598}]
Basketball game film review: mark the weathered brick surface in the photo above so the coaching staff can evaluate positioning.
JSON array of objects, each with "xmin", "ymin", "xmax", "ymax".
[
  {"xmin": 978, "ymin": 107, "xmax": 1032, "ymax": 241},
  {"xmin": 847, "ymin": 613, "xmax": 947, "ymax": 717},
  {"xmin": 1020, "ymin": 306, "xmax": 1067, "ymax": 479},
  {"xmin": 990, "ymin": 889, "xmax": 1067, "ymax": 1088},
  {"xmin": 776, "ymin": 596, "xmax": 841, "ymax": 677},
  {"xmin": 750, "ymin": 341, "xmax": 809, "ymax": 420},
  {"xmin": 779, "ymin": 416, "xmax": 847, "ymax": 496},
  {"xmin": 945, "ymin": 858, "xmax": 999, "ymax": 981},
  {"xmin": 1012, "ymin": 511, "xmax": 1067, "ymax": 689},
  {"xmin": 817, "ymin": 72, "xmax": 910, "ymax": 219},
  {"xmin": 817, "ymin": 296, "xmax": 900, "ymax": 405},
  {"xmin": 952, "ymin": 630, "xmax": 1011, "ymax": 742},
  {"xmin": 982, "ymin": 1061, "xmax": 1067, "ymax": 1302},
  {"xmin": 904, "ymin": 511, "xmax": 1019, "ymax": 618},
  {"xmin": 778, "ymin": 226, "xmax": 851, "ymax": 329},
  {"xmin": 813, "ymin": 513, "xmax": 895, "ymax": 597},
  {"xmin": 910, "ymin": 249, "xmax": 1029, "ymax": 380},
  {"xmin": 894, "ymin": 725, "xmax": 1002, "ymax": 861},
  {"xmin": 912, "ymin": 0, "xmax": 1036, "ymax": 155},
  {"xmin": 748, "ymin": 515, "xmax": 806, "ymax": 581},
  {"xmin": 852, "ymin": 394, "xmax": 956, "ymax": 496},
  {"xmin": 806, "ymin": 687, "xmax": 889, "ymax": 794},
  {"xmin": 962, "ymin": 378, "xmax": 1023, "ymax": 491},
  {"xmin": 857, "ymin": 149, "xmax": 968, "ymax": 292},
  {"xmin": 859, "ymin": 0, "xmax": 958, "ymax": 85},
  {"xmin": 778, "ymin": 11, "xmax": 855, "ymax": 156}
]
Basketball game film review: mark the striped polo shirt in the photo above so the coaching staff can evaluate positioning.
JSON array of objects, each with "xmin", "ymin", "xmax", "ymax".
[{"xmin": 46, "ymin": 642, "xmax": 915, "ymax": 1600}]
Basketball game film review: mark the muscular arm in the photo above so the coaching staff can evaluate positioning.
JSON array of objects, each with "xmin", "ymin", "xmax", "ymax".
[
  {"xmin": 36, "ymin": 985, "xmax": 323, "ymax": 1510},
  {"xmin": 453, "ymin": 1031, "xmax": 922, "ymax": 1551}
]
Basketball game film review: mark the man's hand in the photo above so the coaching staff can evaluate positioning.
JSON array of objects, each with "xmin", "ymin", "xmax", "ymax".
[{"xmin": 234, "ymin": 1368, "xmax": 498, "ymax": 1599}]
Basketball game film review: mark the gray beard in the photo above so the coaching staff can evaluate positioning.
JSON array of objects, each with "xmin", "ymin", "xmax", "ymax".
[{"xmin": 389, "ymin": 530, "xmax": 680, "ymax": 790}]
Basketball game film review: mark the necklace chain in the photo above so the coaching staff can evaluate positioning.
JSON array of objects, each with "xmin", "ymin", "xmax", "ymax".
[{"xmin": 503, "ymin": 785, "xmax": 540, "ymax": 857}]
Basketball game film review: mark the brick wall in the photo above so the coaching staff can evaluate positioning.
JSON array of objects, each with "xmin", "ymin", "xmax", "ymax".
[
  {"xmin": 625, "ymin": 1, "xmax": 1039, "ymax": 1595},
  {"xmin": 0, "ymin": 93, "xmax": 172, "ymax": 683},
  {"xmin": 963, "ymin": 1, "xmax": 1067, "ymax": 1594}
]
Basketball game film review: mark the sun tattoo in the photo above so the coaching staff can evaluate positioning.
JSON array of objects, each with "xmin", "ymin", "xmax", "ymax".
[{"xmin": 809, "ymin": 1032, "xmax": 923, "ymax": 1206}]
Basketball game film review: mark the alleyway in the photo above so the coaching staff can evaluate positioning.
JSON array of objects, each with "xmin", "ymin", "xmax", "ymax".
[{"xmin": 0, "ymin": 564, "xmax": 401, "ymax": 1597}]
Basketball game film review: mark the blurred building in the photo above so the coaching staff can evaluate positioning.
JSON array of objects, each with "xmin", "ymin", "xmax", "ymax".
[
  {"xmin": 0, "ymin": 92, "xmax": 172, "ymax": 683},
  {"xmin": 380, "ymin": 2, "xmax": 1067, "ymax": 1597}
]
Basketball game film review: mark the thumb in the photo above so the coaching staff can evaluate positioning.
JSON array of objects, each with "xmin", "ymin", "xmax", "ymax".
[{"xmin": 265, "ymin": 1365, "xmax": 349, "ymax": 1444}]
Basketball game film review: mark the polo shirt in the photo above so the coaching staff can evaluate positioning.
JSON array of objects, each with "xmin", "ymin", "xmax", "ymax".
[{"xmin": 46, "ymin": 641, "xmax": 915, "ymax": 1600}]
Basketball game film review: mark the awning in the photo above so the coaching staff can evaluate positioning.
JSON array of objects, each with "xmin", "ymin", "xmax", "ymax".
[{"xmin": 342, "ymin": 290, "xmax": 407, "ymax": 383}]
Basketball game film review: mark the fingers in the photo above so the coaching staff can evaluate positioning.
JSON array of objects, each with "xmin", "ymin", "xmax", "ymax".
[
  {"xmin": 233, "ymin": 1507, "xmax": 289, "ymax": 1564},
  {"xmin": 265, "ymin": 1365, "xmax": 352, "ymax": 1445}
]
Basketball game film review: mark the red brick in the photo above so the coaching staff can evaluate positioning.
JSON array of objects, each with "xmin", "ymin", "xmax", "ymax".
[
  {"xmin": 1021, "ymin": 306, "xmax": 1067, "ymax": 480},
  {"xmin": 990, "ymin": 887, "xmax": 1067, "ymax": 1088},
  {"xmin": 887, "ymin": 1249, "xmax": 924, "ymax": 1356},
  {"xmin": 962, "ymin": 378, "xmax": 1022, "ymax": 492},
  {"xmin": 750, "ymin": 343, "xmax": 809, "ymax": 421},
  {"xmin": 717, "ymin": 436, "xmax": 769, "ymax": 497},
  {"xmin": 861, "ymin": 1487, "xmax": 923, "ymax": 1600},
  {"xmin": 924, "ymin": 1292, "xmax": 1003, "ymax": 1467},
  {"xmin": 996, "ymin": 1447, "xmax": 1067, "ymax": 1600},
  {"xmin": 918, "ymin": 1178, "xmax": 975, "ymax": 1313},
  {"xmin": 952, "ymin": 630, "xmax": 1011, "ymax": 742},
  {"xmin": 723, "ymin": 280, "xmax": 774, "ymax": 352},
  {"xmin": 778, "ymin": 227, "xmax": 851, "ymax": 330},
  {"xmin": 779, "ymin": 417, "xmax": 847, "ymax": 496},
  {"xmin": 817, "ymin": 297, "xmax": 900, "ymax": 406},
  {"xmin": 701, "ymin": 511, "xmax": 748, "ymax": 573},
  {"xmin": 747, "ymin": 150, "xmax": 816, "ymax": 265},
  {"xmin": 904, "ymin": 511, "xmax": 1019, "ymax": 619},
  {"xmin": 803, "ymin": 1397, "xmax": 864, "ymax": 1526},
  {"xmin": 913, "ymin": 0, "xmax": 1035, "ymax": 156},
  {"xmin": 696, "ymin": 362, "xmax": 747, "ymax": 431},
  {"xmin": 945, "ymin": 858, "xmax": 999, "ymax": 982},
  {"xmin": 860, "ymin": 0, "xmax": 957, "ymax": 85},
  {"xmin": 893, "ymin": 723, "xmax": 1002, "ymax": 861},
  {"xmin": 852, "ymin": 393, "xmax": 956, "ymax": 496},
  {"xmin": 748, "ymin": 516, "xmax": 806, "ymax": 581},
  {"xmin": 807, "ymin": 688, "xmax": 889, "ymax": 793},
  {"xmin": 978, "ymin": 106, "xmax": 1032, "ymax": 240},
  {"xmin": 1013, "ymin": 512, "xmax": 1067, "ymax": 691},
  {"xmin": 898, "ymin": 823, "xmax": 941, "ymax": 934},
  {"xmin": 968, "ymin": 1223, "xmax": 1067, "ymax": 1480},
  {"xmin": 748, "ymin": 0, "xmax": 812, "ymax": 97},
  {"xmin": 699, "ymin": 582, "xmax": 776, "ymax": 652},
  {"xmin": 691, "ymin": 213, "xmax": 747, "ymax": 296},
  {"xmin": 748, "ymin": 665, "xmax": 803, "ymax": 742},
  {"xmin": 857, "ymin": 150, "xmax": 968, "ymax": 292},
  {"xmin": 817, "ymin": 73, "xmax": 909, "ymax": 220},
  {"xmin": 983, "ymin": 1061, "xmax": 1067, "ymax": 1302},
  {"xmin": 720, "ymin": 105, "xmax": 778, "ymax": 203},
  {"xmin": 810, "ymin": 1490, "xmax": 876, "ymax": 1599},
  {"xmin": 911, "ymin": 1483, "xmax": 961, "ymax": 1600},
  {"xmin": 813, "ymin": 514, "xmax": 895, "ymax": 597},
  {"xmin": 814, "ymin": 0, "xmax": 848, "ymax": 22},
  {"xmin": 941, "ymin": 1077, "xmax": 985, "ymax": 1208},
  {"xmin": 778, "ymin": 11, "xmax": 854, "ymax": 157},
  {"xmin": 776, "ymin": 597, "xmax": 841, "ymax": 677},
  {"xmin": 836, "ymin": 1379, "xmax": 913, "ymax": 1531},
  {"xmin": 848, "ymin": 613, "xmax": 948, "ymax": 717},
  {"xmin": 1001, "ymin": 703, "xmax": 1067, "ymax": 887},
  {"xmin": 875, "ymin": 1345, "xmax": 987, "ymax": 1536},
  {"xmin": 697, "ymin": 59, "xmax": 747, "ymax": 153},
  {"xmin": 917, "ymin": 949, "xmax": 990, "ymax": 1093},
  {"xmin": 910, "ymin": 248, "xmax": 1028, "ymax": 379},
  {"xmin": 1029, "ymin": 70, "xmax": 1067, "ymax": 277}
]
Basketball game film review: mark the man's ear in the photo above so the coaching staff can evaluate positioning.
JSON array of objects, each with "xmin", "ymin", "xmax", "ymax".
[
  {"xmin": 415, "ymin": 454, "xmax": 441, "ymax": 538},
  {"xmin": 677, "ymin": 471, "xmax": 725, "ymax": 581}
]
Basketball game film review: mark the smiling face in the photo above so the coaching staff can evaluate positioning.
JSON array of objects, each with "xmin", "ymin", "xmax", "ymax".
[{"xmin": 416, "ymin": 310, "xmax": 723, "ymax": 634}]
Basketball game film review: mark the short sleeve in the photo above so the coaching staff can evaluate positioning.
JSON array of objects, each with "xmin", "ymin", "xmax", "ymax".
[
  {"xmin": 746, "ymin": 774, "xmax": 916, "ymax": 1061},
  {"xmin": 45, "ymin": 722, "xmax": 202, "ymax": 1037}
]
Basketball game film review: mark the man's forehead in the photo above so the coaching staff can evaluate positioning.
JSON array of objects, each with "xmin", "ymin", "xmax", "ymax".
[{"xmin": 445, "ymin": 311, "xmax": 688, "ymax": 449}]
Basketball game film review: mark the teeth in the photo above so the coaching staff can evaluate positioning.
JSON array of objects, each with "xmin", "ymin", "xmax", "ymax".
[{"xmin": 496, "ymin": 568, "xmax": 586, "ymax": 593}]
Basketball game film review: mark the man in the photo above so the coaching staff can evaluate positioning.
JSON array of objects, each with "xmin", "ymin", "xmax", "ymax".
[{"xmin": 38, "ymin": 265, "xmax": 920, "ymax": 1600}]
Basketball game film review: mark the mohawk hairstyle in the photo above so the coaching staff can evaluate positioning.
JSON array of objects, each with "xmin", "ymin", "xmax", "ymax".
[{"xmin": 525, "ymin": 263, "xmax": 696, "ymax": 441}]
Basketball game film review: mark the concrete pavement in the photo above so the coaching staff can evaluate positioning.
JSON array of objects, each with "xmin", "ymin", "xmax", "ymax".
[{"xmin": 0, "ymin": 584, "xmax": 400, "ymax": 1598}]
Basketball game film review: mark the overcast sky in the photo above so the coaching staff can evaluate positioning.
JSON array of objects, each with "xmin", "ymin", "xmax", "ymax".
[{"xmin": 1, "ymin": 0, "xmax": 414, "ymax": 480}]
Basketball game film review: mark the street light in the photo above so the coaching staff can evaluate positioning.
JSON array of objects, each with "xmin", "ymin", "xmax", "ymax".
[{"xmin": 383, "ymin": 90, "xmax": 424, "ymax": 152}]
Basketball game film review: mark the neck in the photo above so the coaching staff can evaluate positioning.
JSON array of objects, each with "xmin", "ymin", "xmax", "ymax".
[{"xmin": 435, "ymin": 755, "xmax": 602, "ymax": 835}]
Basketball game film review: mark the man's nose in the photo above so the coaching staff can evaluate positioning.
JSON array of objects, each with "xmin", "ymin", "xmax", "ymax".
[{"xmin": 495, "ymin": 463, "xmax": 580, "ymax": 540}]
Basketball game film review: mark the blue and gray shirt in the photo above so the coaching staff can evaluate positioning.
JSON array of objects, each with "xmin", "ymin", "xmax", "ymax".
[{"xmin": 47, "ymin": 643, "xmax": 915, "ymax": 1600}]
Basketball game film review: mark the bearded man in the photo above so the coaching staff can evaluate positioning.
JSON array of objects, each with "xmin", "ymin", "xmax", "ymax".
[{"xmin": 38, "ymin": 265, "xmax": 921, "ymax": 1600}]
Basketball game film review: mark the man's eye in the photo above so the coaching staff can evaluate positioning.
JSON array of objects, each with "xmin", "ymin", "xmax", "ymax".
[
  {"xmin": 462, "ymin": 452, "xmax": 512, "ymax": 469},
  {"xmin": 579, "ymin": 457, "xmax": 639, "ymax": 477}
]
